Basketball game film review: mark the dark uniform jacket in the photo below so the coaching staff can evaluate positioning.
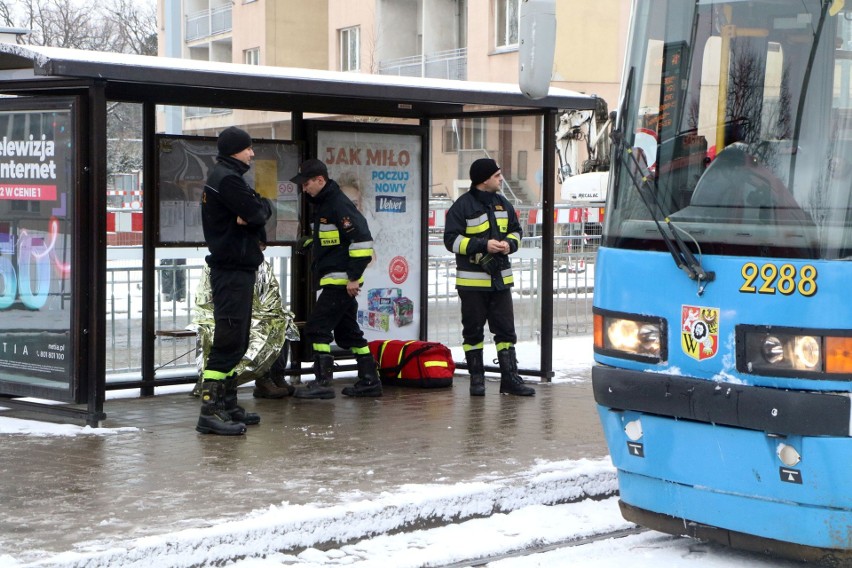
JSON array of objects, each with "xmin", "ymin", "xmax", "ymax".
[
  {"xmin": 443, "ymin": 185, "xmax": 522, "ymax": 291},
  {"xmin": 305, "ymin": 179, "xmax": 374, "ymax": 288},
  {"xmin": 201, "ymin": 156, "xmax": 272, "ymax": 271}
]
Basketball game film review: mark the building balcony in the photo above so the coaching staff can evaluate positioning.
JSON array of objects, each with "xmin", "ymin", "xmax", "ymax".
[
  {"xmin": 378, "ymin": 48, "xmax": 467, "ymax": 81},
  {"xmin": 184, "ymin": 106, "xmax": 232, "ymax": 119},
  {"xmin": 186, "ymin": 5, "xmax": 232, "ymax": 42}
]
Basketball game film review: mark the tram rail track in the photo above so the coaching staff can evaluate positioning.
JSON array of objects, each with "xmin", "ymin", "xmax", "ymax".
[{"xmin": 437, "ymin": 526, "xmax": 647, "ymax": 568}]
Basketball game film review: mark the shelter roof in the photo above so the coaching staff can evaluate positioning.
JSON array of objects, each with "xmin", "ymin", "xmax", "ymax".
[{"xmin": 0, "ymin": 44, "xmax": 596, "ymax": 118}]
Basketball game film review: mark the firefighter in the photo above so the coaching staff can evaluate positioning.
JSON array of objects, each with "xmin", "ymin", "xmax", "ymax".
[
  {"xmin": 290, "ymin": 159, "xmax": 381, "ymax": 399},
  {"xmin": 197, "ymin": 126, "xmax": 272, "ymax": 435},
  {"xmin": 443, "ymin": 158, "xmax": 535, "ymax": 397}
]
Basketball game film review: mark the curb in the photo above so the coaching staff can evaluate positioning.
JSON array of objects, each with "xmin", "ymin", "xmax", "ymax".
[{"xmin": 35, "ymin": 460, "xmax": 617, "ymax": 568}]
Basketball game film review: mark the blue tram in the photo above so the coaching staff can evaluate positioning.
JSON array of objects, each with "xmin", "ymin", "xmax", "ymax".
[{"xmin": 593, "ymin": 0, "xmax": 852, "ymax": 563}]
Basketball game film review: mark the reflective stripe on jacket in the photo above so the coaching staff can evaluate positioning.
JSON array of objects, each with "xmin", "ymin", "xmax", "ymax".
[
  {"xmin": 442, "ymin": 186, "xmax": 522, "ymax": 291},
  {"xmin": 307, "ymin": 179, "xmax": 374, "ymax": 288}
]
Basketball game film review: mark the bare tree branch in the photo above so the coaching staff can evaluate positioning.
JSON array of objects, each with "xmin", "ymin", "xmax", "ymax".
[
  {"xmin": 11, "ymin": 0, "xmax": 155, "ymax": 54},
  {"xmin": 0, "ymin": 2, "xmax": 16, "ymax": 28},
  {"xmin": 101, "ymin": 0, "xmax": 157, "ymax": 56},
  {"xmin": 4, "ymin": 0, "xmax": 156, "ymax": 175}
]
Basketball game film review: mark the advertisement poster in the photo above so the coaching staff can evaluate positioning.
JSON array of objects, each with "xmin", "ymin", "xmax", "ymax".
[
  {"xmin": 157, "ymin": 136, "xmax": 301, "ymax": 244},
  {"xmin": 0, "ymin": 102, "xmax": 75, "ymax": 391},
  {"xmin": 316, "ymin": 129, "xmax": 422, "ymax": 342}
]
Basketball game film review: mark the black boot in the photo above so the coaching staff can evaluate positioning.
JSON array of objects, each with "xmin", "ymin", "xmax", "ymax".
[
  {"xmin": 466, "ymin": 350, "xmax": 485, "ymax": 396},
  {"xmin": 223, "ymin": 377, "xmax": 260, "ymax": 425},
  {"xmin": 196, "ymin": 380, "xmax": 247, "ymax": 435},
  {"xmin": 497, "ymin": 347, "xmax": 535, "ymax": 396},
  {"xmin": 342, "ymin": 354, "xmax": 383, "ymax": 397},
  {"xmin": 294, "ymin": 354, "xmax": 336, "ymax": 399},
  {"xmin": 252, "ymin": 375, "xmax": 294, "ymax": 399}
]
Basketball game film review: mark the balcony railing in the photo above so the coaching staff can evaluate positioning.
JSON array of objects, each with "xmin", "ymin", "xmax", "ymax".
[
  {"xmin": 184, "ymin": 106, "xmax": 232, "ymax": 119},
  {"xmin": 186, "ymin": 5, "xmax": 232, "ymax": 42},
  {"xmin": 379, "ymin": 48, "xmax": 467, "ymax": 81},
  {"xmin": 211, "ymin": 5, "xmax": 232, "ymax": 36}
]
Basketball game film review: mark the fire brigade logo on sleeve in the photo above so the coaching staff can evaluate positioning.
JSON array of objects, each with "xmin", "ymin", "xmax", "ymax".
[{"xmin": 681, "ymin": 305, "xmax": 719, "ymax": 360}]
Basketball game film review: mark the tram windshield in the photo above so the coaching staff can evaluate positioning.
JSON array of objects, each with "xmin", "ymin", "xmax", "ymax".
[{"xmin": 606, "ymin": 0, "xmax": 852, "ymax": 259}]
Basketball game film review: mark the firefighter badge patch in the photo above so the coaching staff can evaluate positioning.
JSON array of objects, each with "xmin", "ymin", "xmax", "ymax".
[
  {"xmin": 681, "ymin": 305, "xmax": 719, "ymax": 361},
  {"xmin": 341, "ymin": 216, "xmax": 353, "ymax": 231}
]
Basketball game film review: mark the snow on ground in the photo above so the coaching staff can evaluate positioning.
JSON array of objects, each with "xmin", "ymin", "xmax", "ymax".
[
  {"xmin": 0, "ymin": 337, "xmax": 808, "ymax": 566},
  {"xmin": 224, "ymin": 498, "xmax": 805, "ymax": 568},
  {"xmin": 0, "ymin": 417, "xmax": 137, "ymax": 436}
]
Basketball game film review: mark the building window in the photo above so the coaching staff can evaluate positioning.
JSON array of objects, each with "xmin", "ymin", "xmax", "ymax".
[
  {"xmin": 244, "ymin": 48, "xmax": 259, "ymax": 65},
  {"xmin": 443, "ymin": 118, "xmax": 486, "ymax": 152},
  {"xmin": 443, "ymin": 126, "xmax": 457, "ymax": 153},
  {"xmin": 340, "ymin": 26, "xmax": 360, "ymax": 72},
  {"xmin": 495, "ymin": 0, "xmax": 520, "ymax": 49}
]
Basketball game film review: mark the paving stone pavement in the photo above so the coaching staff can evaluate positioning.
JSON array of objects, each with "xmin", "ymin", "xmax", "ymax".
[{"xmin": 0, "ymin": 374, "xmax": 606, "ymax": 564}]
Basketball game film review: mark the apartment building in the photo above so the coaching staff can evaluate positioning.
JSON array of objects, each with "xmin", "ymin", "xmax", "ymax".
[{"xmin": 157, "ymin": 0, "xmax": 629, "ymax": 205}]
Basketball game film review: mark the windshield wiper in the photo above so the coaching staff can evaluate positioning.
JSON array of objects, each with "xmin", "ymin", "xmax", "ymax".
[
  {"xmin": 788, "ymin": 3, "xmax": 830, "ymax": 189},
  {"xmin": 611, "ymin": 68, "xmax": 715, "ymax": 293}
]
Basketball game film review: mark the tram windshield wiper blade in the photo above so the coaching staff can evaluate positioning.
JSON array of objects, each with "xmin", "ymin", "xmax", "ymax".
[
  {"xmin": 625, "ymin": 155, "xmax": 713, "ymax": 283},
  {"xmin": 610, "ymin": 68, "xmax": 713, "ymax": 287}
]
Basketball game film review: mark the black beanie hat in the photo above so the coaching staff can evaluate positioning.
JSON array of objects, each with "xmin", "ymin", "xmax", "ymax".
[
  {"xmin": 469, "ymin": 158, "xmax": 500, "ymax": 186},
  {"xmin": 217, "ymin": 126, "xmax": 252, "ymax": 156}
]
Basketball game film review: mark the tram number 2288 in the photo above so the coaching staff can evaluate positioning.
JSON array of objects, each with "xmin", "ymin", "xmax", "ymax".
[{"xmin": 739, "ymin": 262, "xmax": 817, "ymax": 297}]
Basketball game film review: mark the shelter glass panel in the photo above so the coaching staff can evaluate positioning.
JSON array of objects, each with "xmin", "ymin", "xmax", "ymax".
[
  {"xmin": 0, "ymin": 99, "xmax": 76, "ymax": 398},
  {"xmin": 156, "ymin": 135, "xmax": 300, "ymax": 245}
]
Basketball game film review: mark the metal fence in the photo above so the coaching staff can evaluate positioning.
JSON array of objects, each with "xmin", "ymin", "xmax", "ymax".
[{"xmin": 106, "ymin": 238, "xmax": 596, "ymax": 382}]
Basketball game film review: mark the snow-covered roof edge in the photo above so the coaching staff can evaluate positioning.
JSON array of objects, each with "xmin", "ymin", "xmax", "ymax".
[{"xmin": 0, "ymin": 44, "xmax": 596, "ymax": 111}]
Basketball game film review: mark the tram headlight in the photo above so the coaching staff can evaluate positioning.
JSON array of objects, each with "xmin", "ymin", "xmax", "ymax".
[
  {"xmin": 793, "ymin": 336, "xmax": 820, "ymax": 369},
  {"xmin": 594, "ymin": 311, "xmax": 665, "ymax": 362},
  {"xmin": 741, "ymin": 328, "xmax": 824, "ymax": 374},
  {"xmin": 761, "ymin": 335, "xmax": 784, "ymax": 364},
  {"xmin": 638, "ymin": 324, "xmax": 661, "ymax": 353},
  {"xmin": 755, "ymin": 332, "xmax": 821, "ymax": 371}
]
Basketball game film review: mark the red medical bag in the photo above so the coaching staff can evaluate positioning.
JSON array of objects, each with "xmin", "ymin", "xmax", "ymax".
[{"xmin": 368, "ymin": 340, "xmax": 455, "ymax": 388}]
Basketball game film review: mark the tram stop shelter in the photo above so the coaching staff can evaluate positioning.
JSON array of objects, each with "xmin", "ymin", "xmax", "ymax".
[{"xmin": 0, "ymin": 44, "xmax": 597, "ymax": 426}]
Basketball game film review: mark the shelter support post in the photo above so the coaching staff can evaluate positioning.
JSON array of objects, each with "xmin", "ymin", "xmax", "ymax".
[
  {"xmin": 539, "ymin": 110, "xmax": 558, "ymax": 382},
  {"xmin": 141, "ymin": 101, "xmax": 157, "ymax": 397},
  {"xmin": 85, "ymin": 81, "xmax": 108, "ymax": 425}
]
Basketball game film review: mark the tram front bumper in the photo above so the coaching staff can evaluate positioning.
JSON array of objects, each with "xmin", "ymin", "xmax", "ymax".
[
  {"xmin": 593, "ymin": 365, "xmax": 852, "ymax": 553},
  {"xmin": 592, "ymin": 364, "xmax": 851, "ymax": 437}
]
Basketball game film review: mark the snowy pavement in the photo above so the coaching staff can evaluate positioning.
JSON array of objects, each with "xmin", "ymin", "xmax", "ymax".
[
  {"xmin": 229, "ymin": 498, "xmax": 806, "ymax": 568},
  {"xmin": 0, "ymin": 337, "xmax": 809, "ymax": 567},
  {"xmin": 0, "ymin": 457, "xmax": 804, "ymax": 568}
]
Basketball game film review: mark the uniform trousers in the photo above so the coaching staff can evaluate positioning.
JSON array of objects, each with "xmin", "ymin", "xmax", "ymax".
[
  {"xmin": 305, "ymin": 286, "xmax": 368, "ymax": 352},
  {"xmin": 458, "ymin": 288, "xmax": 517, "ymax": 347},
  {"xmin": 206, "ymin": 267, "xmax": 256, "ymax": 375}
]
